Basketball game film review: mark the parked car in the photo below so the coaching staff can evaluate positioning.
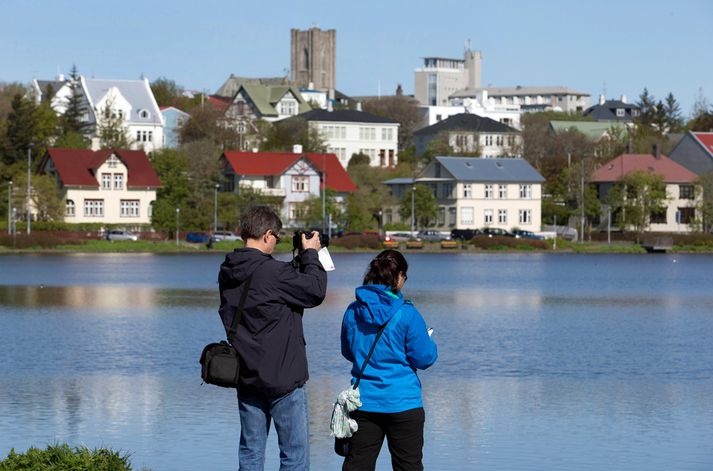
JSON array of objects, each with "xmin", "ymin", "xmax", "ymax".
[
  {"xmin": 105, "ymin": 230, "xmax": 138, "ymax": 241},
  {"xmin": 450, "ymin": 229, "xmax": 482, "ymax": 241},
  {"xmin": 211, "ymin": 231, "xmax": 241, "ymax": 242},
  {"xmin": 417, "ymin": 230, "xmax": 451, "ymax": 241},
  {"xmin": 186, "ymin": 232, "xmax": 210, "ymax": 243},
  {"xmin": 482, "ymin": 228, "xmax": 513, "ymax": 238},
  {"xmin": 511, "ymin": 229, "xmax": 544, "ymax": 240},
  {"xmin": 384, "ymin": 232, "xmax": 419, "ymax": 242}
]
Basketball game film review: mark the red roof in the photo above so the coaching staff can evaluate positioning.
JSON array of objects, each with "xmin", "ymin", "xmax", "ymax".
[
  {"xmin": 693, "ymin": 132, "xmax": 713, "ymax": 156},
  {"xmin": 591, "ymin": 153, "xmax": 698, "ymax": 184},
  {"xmin": 43, "ymin": 148, "xmax": 161, "ymax": 188},
  {"xmin": 207, "ymin": 95, "xmax": 231, "ymax": 112},
  {"xmin": 222, "ymin": 151, "xmax": 356, "ymax": 193}
]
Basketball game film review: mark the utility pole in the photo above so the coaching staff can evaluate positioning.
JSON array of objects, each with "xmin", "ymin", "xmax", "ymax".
[
  {"xmin": 410, "ymin": 186, "xmax": 416, "ymax": 234},
  {"xmin": 175, "ymin": 208, "xmax": 180, "ymax": 245},
  {"xmin": 7, "ymin": 180, "xmax": 11, "ymax": 235},
  {"xmin": 27, "ymin": 148, "xmax": 31, "ymax": 235},
  {"xmin": 580, "ymin": 154, "xmax": 585, "ymax": 242},
  {"xmin": 213, "ymin": 184, "xmax": 219, "ymax": 233}
]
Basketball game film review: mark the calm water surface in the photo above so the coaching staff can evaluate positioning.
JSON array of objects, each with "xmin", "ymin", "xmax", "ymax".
[{"xmin": 1, "ymin": 252, "xmax": 712, "ymax": 470}]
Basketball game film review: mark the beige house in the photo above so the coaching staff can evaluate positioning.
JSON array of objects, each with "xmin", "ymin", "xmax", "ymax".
[
  {"xmin": 39, "ymin": 148, "xmax": 160, "ymax": 225},
  {"xmin": 383, "ymin": 156, "xmax": 544, "ymax": 231}
]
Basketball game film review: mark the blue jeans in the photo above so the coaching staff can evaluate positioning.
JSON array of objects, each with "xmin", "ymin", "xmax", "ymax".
[{"xmin": 237, "ymin": 385, "xmax": 309, "ymax": 471}]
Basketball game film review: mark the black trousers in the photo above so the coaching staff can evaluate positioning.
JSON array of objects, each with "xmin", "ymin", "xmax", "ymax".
[{"xmin": 342, "ymin": 407, "xmax": 425, "ymax": 471}]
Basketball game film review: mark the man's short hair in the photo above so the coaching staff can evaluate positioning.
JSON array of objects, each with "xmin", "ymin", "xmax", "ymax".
[{"xmin": 239, "ymin": 205, "xmax": 283, "ymax": 240}]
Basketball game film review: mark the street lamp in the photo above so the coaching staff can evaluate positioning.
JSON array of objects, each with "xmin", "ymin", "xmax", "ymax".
[
  {"xmin": 175, "ymin": 207, "xmax": 180, "ymax": 245},
  {"xmin": 27, "ymin": 148, "xmax": 31, "ymax": 235},
  {"xmin": 214, "ymin": 183, "xmax": 220, "ymax": 233},
  {"xmin": 410, "ymin": 185, "xmax": 416, "ymax": 234},
  {"xmin": 7, "ymin": 180, "xmax": 11, "ymax": 235}
]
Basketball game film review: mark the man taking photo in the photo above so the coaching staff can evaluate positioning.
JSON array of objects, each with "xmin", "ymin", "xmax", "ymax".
[{"xmin": 218, "ymin": 205, "xmax": 327, "ymax": 470}]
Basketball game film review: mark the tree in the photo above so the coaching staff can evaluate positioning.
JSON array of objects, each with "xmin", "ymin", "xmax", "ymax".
[
  {"xmin": 96, "ymin": 97, "xmax": 132, "ymax": 149},
  {"xmin": 695, "ymin": 172, "xmax": 713, "ymax": 233},
  {"xmin": 60, "ymin": 65, "xmax": 89, "ymax": 136},
  {"xmin": 636, "ymin": 88, "xmax": 657, "ymax": 127},
  {"xmin": 400, "ymin": 184, "xmax": 437, "ymax": 229},
  {"xmin": 362, "ymin": 94, "xmax": 422, "ymax": 149},
  {"xmin": 688, "ymin": 112, "xmax": 713, "ymax": 132},
  {"xmin": 179, "ymin": 104, "xmax": 242, "ymax": 149},
  {"xmin": 260, "ymin": 118, "xmax": 327, "ymax": 153},
  {"xmin": 691, "ymin": 87, "xmax": 711, "ymax": 119},
  {"xmin": 150, "ymin": 77, "xmax": 182, "ymax": 107},
  {"xmin": 5, "ymin": 94, "xmax": 36, "ymax": 166},
  {"xmin": 150, "ymin": 148, "xmax": 192, "ymax": 232},
  {"xmin": 605, "ymin": 170, "xmax": 668, "ymax": 242},
  {"xmin": 663, "ymin": 92, "xmax": 683, "ymax": 133}
]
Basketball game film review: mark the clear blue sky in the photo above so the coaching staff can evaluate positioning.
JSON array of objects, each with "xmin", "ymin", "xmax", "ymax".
[{"xmin": 2, "ymin": 0, "xmax": 712, "ymax": 117}]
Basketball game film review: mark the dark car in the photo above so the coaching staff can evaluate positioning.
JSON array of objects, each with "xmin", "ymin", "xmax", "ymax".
[
  {"xmin": 186, "ymin": 232, "xmax": 211, "ymax": 243},
  {"xmin": 482, "ymin": 228, "xmax": 513, "ymax": 238},
  {"xmin": 511, "ymin": 229, "xmax": 544, "ymax": 240},
  {"xmin": 417, "ymin": 230, "xmax": 450, "ymax": 241},
  {"xmin": 450, "ymin": 229, "xmax": 483, "ymax": 241}
]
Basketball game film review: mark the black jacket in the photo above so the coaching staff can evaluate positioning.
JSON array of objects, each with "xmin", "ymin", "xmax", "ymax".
[{"xmin": 218, "ymin": 247, "xmax": 327, "ymax": 396}]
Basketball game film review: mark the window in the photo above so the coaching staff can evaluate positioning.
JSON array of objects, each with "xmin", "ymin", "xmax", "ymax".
[
  {"xmin": 102, "ymin": 173, "xmax": 111, "ymax": 190},
  {"xmin": 442, "ymin": 183, "xmax": 453, "ymax": 199},
  {"xmin": 65, "ymin": 199, "xmax": 75, "ymax": 217},
  {"xmin": 289, "ymin": 202, "xmax": 306, "ymax": 221},
  {"xmin": 84, "ymin": 199, "xmax": 104, "ymax": 217},
  {"xmin": 149, "ymin": 201, "xmax": 154, "ymax": 219},
  {"xmin": 148, "ymin": 131, "xmax": 153, "ymax": 142},
  {"xmin": 650, "ymin": 209, "xmax": 667, "ymax": 224},
  {"xmin": 139, "ymin": 109, "xmax": 150, "ymax": 119},
  {"xmin": 107, "ymin": 155, "xmax": 118, "ymax": 168},
  {"xmin": 499, "ymin": 185, "xmax": 508, "ymax": 199},
  {"xmin": 496, "ymin": 135, "xmax": 503, "ymax": 146},
  {"xmin": 679, "ymin": 185, "xmax": 694, "ymax": 200},
  {"xmin": 359, "ymin": 127, "xmax": 376, "ymax": 140},
  {"xmin": 616, "ymin": 108, "xmax": 625, "ymax": 117},
  {"xmin": 120, "ymin": 199, "xmax": 140, "ymax": 217},
  {"xmin": 485, "ymin": 184, "xmax": 493, "ymax": 199},
  {"xmin": 632, "ymin": 109, "xmax": 640, "ymax": 117},
  {"xmin": 485, "ymin": 135, "xmax": 493, "ymax": 146},
  {"xmin": 280, "ymin": 101, "xmax": 296, "ymax": 116},
  {"xmin": 678, "ymin": 207, "xmax": 695, "ymax": 224},
  {"xmin": 463, "ymin": 184, "xmax": 472, "ymax": 198},
  {"xmin": 449, "ymin": 207, "xmax": 456, "ymax": 225},
  {"xmin": 498, "ymin": 209, "xmax": 507, "ymax": 224},
  {"xmin": 461, "ymin": 207, "xmax": 474, "ymax": 225},
  {"xmin": 381, "ymin": 128, "xmax": 394, "ymax": 141},
  {"xmin": 292, "ymin": 175, "xmax": 309, "ymax": 192},
  {"xmin": 114, "ymin": 174, "xmax": 123, "ymax": 190},
  {"xmin": 519, "ymin": 184, "xmax": 532, "ymax": 199},
  {"xmin": 519, "ymin": 209, "xmax": 532, "ymax": 225},
  {"xmin": 484, "ymin": 209, "xmax": 493, "ymax": 224},
  {"xmin": 438, "ymin": 207, "xmax": 446, "ymax": 225}
]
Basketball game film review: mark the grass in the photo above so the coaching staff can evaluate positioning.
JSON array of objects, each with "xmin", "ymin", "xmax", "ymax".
[{"xmin": 0, "ymin": 443, "xmax": 147, "ymax": 470}]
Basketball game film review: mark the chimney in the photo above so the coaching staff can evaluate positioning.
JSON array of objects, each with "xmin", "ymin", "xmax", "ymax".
[
  {"xmin": 356, "ymin": 102, "xmax": 362, "ymax": 111},
  {"xmin": 308, "ymin": 82, "xmax": 314, "ymax": 90},
  {"xmin": 57, "ymin": 73, "xmax": 65, "ymax": 81},
  {"xmin": 293, "ymin": 144, "xmax": 303, "ymax": 154},
  {"xmin": 599, "ymin": 94, "xmax": 605, "ymax": 105},
  {"xmin": 620, "ymin": 94, "xmax": 627, "ymax": 104},
  {"xmin": 653, "ymin": 143, "xmax": 660, "ymax": 159},
  {"xmin": 327, "ymin": 101, "xmax": 333, "ymax": 112},
  {"xmin": 396, "ymin": 84, "xmax": 403, "ymax": 96}
]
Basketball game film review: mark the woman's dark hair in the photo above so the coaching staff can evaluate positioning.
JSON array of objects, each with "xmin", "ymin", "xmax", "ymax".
[
  {"xmin": 363, "ymin": 249, "xmax": 408, "ymax": 292},
  {"xmin": 239, "ymin": 205, "xmax": 282, "ymax": 240}
]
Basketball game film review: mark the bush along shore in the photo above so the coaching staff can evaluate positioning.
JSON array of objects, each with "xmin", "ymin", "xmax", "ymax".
[
  {"xmin": 0, "ymin": 443, "xmax": 148, "ymax": 470},
  {"xmin": 2, "ymin": 231, "xmax": 713, "ymax": 254}
]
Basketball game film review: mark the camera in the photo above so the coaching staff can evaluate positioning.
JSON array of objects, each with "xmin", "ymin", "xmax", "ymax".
[{"xmin": 292, "ymin": 230, "xmax": 330, "ymax": 251}]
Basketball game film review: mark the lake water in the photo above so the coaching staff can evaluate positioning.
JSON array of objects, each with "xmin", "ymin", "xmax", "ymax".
[{"xmin": 1, "ymin": 252, "xmax": 712, "ymax": 470}]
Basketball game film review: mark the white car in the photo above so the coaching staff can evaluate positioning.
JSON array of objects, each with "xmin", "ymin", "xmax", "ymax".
[
  {"xmin": 211, "ymin": 231, "xmax": 241, "ymax": 242},
  {"xmin": 105, "ymin": 230, "xmax": 138, "ymax": 241}
]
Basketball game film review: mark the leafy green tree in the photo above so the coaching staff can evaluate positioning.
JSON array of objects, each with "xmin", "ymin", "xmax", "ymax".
[
  {"xmin": 5, "ymin": 94, "xmax": 36, "ymax": 166},
  {"xmin": 298, "ymin": 188, "xmax": 341, "ymax": 230},
  {"xmin": 10, "ymin": 171, "xmax": 63, "ymax": 222},
  {"xmin": 260, "ymin": 118, "xmax": 327, "ymax": 153},
  {"xmin": 151, "ymin": 77, "xmax": 182, "ymax": 107},
  {"xmin": 400, "ymin": 183, "xmax": 437, "ymax": 229},
  {"xmin": 179, "ymin": 104, "xmax": 242, "ymax": 149},
  {"xmin": 687, "ymin": 112, "xmax": 713, "ymax": 132},
  {"xmin": 695, "ymin": 172, "xmax": 713, "ymax": 233},
  {"xmin": 605, "ymin": 170, "xmax": 668, "ymax": 242},
  {"xmin": 54, "ymin": 131, "xmax": 89, "ymax": 149},
  {"xmin": 150, "ymin": 148, "xmax": 192, "ymax": 232},
  {"xmin": 96, "ymin": 98, "xmax": 132, "ymax": 149},
  {"xmin": 663, "ymin": 92, "xmax": 683, "ymax": 133},
  {"xmin": 362, "ymin": 94, "xmax": 422, "ymax": 149},
  {"xmin": 344, "ymin": 155, "xmax": 398, "ymax": 231}
]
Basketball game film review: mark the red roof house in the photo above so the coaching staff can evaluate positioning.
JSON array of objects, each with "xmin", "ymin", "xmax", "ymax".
[
  {"xmin": 39, "ymin": 148, "xmax": 160, "ymax": 224},
  {"xmin": 591, "ymin": 153, "xmax": 698, "ymax": 184}
]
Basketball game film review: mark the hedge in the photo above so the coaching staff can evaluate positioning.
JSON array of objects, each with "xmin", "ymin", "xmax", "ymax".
[{"xmin": 0, "ymin": 444, "xmax": 143, "ymax": 471}]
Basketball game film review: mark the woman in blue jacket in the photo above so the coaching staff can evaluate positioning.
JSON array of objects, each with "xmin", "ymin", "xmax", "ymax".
[{"xmin": 341, "ymin": 249, "xmax": 438, "ymax": 471}]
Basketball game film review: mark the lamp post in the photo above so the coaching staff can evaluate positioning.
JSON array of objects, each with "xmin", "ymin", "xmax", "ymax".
[
  {"xmin": 410, "ymin": 185, "xmax": 416, "ymax": 234},
  {"xmin": 214, "ymin": 184, "xmax": 219, "ymax": 233},
  {"xmin": 7, "ymin": 180, "xmax": 11, "ymax": 235},
  {"xmin": 175, "ymin": 208, "xmax": 180, "ymax": 245},
  {"xmin": 27, "ymin": 148, "xmax": 31, "ymax": 235}
]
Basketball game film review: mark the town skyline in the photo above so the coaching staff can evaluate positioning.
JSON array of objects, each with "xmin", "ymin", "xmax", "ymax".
[{"xmin": 1, "ymin": 0, "xmax": 712, "ymax": 116}]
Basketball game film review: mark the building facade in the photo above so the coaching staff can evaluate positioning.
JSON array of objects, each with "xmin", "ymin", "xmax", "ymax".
[
  {"xmin": 414, "ymin": 48, "xmax": 483, "ymax": 106},
  {"xmin": 160, "ymin": 106, "xmax": 190, "ymax": 148},
  {"xmin": 583, "ymin": 95, "xmax": 641, "ymax": 122},
  {"xmin": 451, "ymin": 86, "xmax": 590, "ymax": 114},
  {"xmin": 668, "ymin": 131, "xmax": 713, "ymax": 175},
  {"xmin": 382, "ymin": 157, "xmax": 544, "ymax": 231},
  {"xmin": 38, "ymin": 148, "xmax": 160, "ymax": 225},
  {"xmin": 291, "ymin": 27, "xmax": 336, "ymax": 91}
]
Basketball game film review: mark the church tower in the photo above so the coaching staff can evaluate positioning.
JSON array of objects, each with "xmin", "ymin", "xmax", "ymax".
[{"xmin": 291, "ymin": 27, "xmax": 336, "ymax": 91}]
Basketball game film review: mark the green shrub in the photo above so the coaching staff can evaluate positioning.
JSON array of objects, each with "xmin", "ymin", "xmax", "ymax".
[
  {"xmin": 0, "ymin": 443, "xmax": 141, "ymax": 470},
  {"xmin": 471, "ymin": 236, "xmax": 547, "ymax": 250},
  {"xmin": 331, "ymin": 234, "xmax": 382, "ymax": 250},
  {"xmin": 0, "ymin": 232, "xmax": 90, "ymax": 249}
]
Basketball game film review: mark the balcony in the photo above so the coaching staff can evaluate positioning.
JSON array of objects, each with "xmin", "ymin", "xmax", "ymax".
[{"xmin": 260, "ymin": 188, "xmax": 286, "ymax": 197}]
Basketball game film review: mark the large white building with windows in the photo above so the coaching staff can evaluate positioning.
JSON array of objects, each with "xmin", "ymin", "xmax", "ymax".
[
  {"xmin": 38, "ymin": 148, "xmax": 160, "ymax": 224},
  {"xmin": 30, "ymin": 76, "xmax": 165, "ymax": 153},
  {"xmin": 383, "ymin": 156, "xmax": 544, "ymax": 231},
  {"xmin": 296, "ymin": 108, "xmax": 399, "ymax": 169}
]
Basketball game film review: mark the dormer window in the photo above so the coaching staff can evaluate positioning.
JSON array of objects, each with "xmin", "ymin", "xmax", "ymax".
[
  {"xmin": 139, "ymin": 109, "xmax": 150, "ymax": 119},
  {"xmin": 632, "ymin": 109, "xmax": 640, "ymax": 117},
  {"xmin": 616, "ymin": 108, "xmax": 625, "ymax": 117},
  {"xmin": 107, "ymin": 154, "xmax": 119, "ymax": 168}
]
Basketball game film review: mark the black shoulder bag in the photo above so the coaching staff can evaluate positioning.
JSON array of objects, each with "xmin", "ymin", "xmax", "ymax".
[{"xmin": 199, "ymin": 275, "xmax": 253, "ymax": 388}]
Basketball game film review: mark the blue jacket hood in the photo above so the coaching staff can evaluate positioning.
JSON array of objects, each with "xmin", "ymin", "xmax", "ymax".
[{"xmin": 353, "ymin": 285, "xmax": 404, "ymax": 326}]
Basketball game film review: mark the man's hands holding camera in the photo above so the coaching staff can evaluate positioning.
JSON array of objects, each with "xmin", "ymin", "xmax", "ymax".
[{"xmin": 301, "ymin": 231, "xmax": 322, "ymax": 251}]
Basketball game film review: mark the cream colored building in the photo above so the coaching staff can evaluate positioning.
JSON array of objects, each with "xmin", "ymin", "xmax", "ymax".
[
  {"xmin": 39, "ymin": 148, "xmax": 160, "ymax": 225},
  {"xmin": 383, "ymin": 157, "xmax": 544, "ymax": 231}
]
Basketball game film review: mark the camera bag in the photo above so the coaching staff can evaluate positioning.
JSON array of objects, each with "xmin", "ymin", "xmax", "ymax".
[{"xmin": 199, "ymin": 275, "xmax": 253, "ymax": 388}]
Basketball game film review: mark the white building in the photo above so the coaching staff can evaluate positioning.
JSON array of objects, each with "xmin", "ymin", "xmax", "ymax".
[
  {"xmin": 414, "ymin": 48, "xmax": 483, "ymax": 106},
  {"xmin": 451, "ymin": 86, "xmax": 590, "ymax": 114},
  {"xmin": 297, "ymin": 108, "xmax": 399, "ymax": 168},
  {"xmin": 31, "ymin": 76, "xmax": 165, "ymax": 153},
  {"xmin": 38, "ymin": 148, "xmax": 160, "ymax": 225},
  {"xmin": 383, "ymin": 156, "xmax": 544, "ymax": 231}
]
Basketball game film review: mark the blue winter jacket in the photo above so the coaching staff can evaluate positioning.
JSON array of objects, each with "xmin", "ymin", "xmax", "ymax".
[{"xmin": 341, "ymin": 284, "xmax": 438, "ymax": 413}]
